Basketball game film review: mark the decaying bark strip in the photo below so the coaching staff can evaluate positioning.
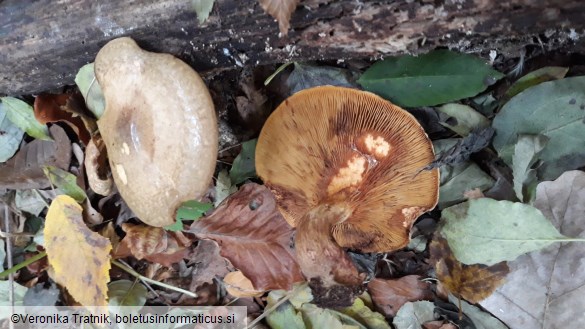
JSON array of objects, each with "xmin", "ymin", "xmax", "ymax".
[{"xmin": 1, "ymin": 0, "xmax": 584, "ymax": 95}]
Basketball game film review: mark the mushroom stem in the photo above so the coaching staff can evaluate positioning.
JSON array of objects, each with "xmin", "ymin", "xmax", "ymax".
[{"xmin": 295, "ymin": 203, "xmax": 364, "ymax": 289}]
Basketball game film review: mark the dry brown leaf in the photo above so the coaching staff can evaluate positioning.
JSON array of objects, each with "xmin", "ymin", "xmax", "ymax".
[
  {"xmin": 224, "ymin": 271, "xmax": 265, "ymax": 297},
  {"xmin": 189, "ymin": 183, "xmax": 304, "ymax": 291},
  {"xmin": 0, "ymin": 125, "xmax": 71, "ymax": 189},
  {"xmin": 480, "ymin": 170, "xmax": 585, "ymax": 328},
  {"xmin": 430, "ymin": 236, "xmax": 509, "ymax": 304},
  {"xmin": 368, "ymin": 275, "xmax": 433, "ymax": 317},
  {"xmin": 186, "ymin": 239, "xmax": 230, "ymax": 290},
  {"xmin": 115, "ymin": 223, "xmax": 190, "ymax": 267},
  {"xmin": 44, "ymin": 195, "xmax": 112, "ymax": 306},
  {"xmin": 258, "ymin": 0, "xmax": 300, "ymax": 35},
  {"xmin": 34, "ymin": 92, "xmax": 93, "ymax": 145}
]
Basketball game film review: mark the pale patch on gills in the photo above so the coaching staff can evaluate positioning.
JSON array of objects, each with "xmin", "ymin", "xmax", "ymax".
[
  {"xmin": 401, "ymin": 206, "xmax": 423, "ymax": 227},
  {"xmin": 327, "ymin": 155, "xmax": 366, "ymax": 195},
  {"xmin": 364, "ymin": 134, "xmax": 391, "ymax": 158}
]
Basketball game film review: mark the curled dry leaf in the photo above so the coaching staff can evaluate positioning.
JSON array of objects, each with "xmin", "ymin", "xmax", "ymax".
[
  {"xmin": 114, "ymin": 223, "xmax": 190, "ymax": 267},
  {"xmin": 189, "ymin": 183, "xmax": 304, "ymax": 291},
  {"xmin": 224, "ymin": 271, "xmax": 265, "ymax": 298},
  {"xmin": 430, "ymin": 236, "xmax": 509, "ymax": 304},
  {"xmin": 258, "ymin": 0, "xmax": 300, "ymax": 35},
  {"xmin": 44, "ymin": 195, "xmax": 112, "ymax": 306},
  {"xmin": 368, "ymin": 275, "xmax": 433, "ymax": 317},
  {"xmin": 34, "ymin": 93, "xmax": 93, "ymax": 145},
  {"xmin": 84, "ymin": 135, "xmax": 113, "ymax": 196},
  {"xmin": 0, "ymin": 125, "xmax": 71, "ymax": 189}
]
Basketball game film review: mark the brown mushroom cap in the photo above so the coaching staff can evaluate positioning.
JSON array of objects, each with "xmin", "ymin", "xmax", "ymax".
[
  {"xmin": 256, "ymin": 86, "xmax": 438, "ymax": 253},
  {"xmin": 94, "ymin": 37, "xmax": 217, "ymax": 227}
]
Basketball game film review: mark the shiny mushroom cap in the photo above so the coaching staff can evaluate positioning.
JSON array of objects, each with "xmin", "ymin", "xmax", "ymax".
[
  {"xmin": 256, "ymin": 86, "xmax": 439, "ymax": 253},
  {"xmin": 94, "ymin": 37, "xmax": 218, "ymax": 227}
]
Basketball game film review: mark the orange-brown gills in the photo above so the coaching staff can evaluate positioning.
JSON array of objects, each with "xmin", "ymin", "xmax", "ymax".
[{"xmin": 255, "ymin": 86, "xmax": 439, "ymax": 304}]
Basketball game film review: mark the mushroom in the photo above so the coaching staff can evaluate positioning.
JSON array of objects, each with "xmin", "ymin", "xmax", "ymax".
[
  {"xmin": 256, "ymin": 86, "xmax": 439, "ymax": 305},
  {"xmin": 94, "ymin": 37, "xmax": 217, "ymax": 227}
]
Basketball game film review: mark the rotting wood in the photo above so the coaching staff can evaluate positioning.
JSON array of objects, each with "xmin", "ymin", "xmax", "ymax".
[{"xmin": 1, "ymin": 0, "xmax": 584, "ymax": 96}]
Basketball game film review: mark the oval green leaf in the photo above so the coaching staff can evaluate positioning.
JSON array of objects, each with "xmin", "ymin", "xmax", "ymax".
[
  {"xmin": 504, "ymin": 66, "xmax": 568, "ymax": 99},
  {"xmin": 230, "ymin": 138, "xmax": 257, "ymax": 185},
  {"xmin": 0, "ymin": 102, "xmax": 25, "ymax": 162},
  {"xmin": 492, "ymin": 76, "xmax": 585, "ymax": 180},
  {"xmin": 74, "ymin": 63, "xmax": 105, "ymax": 119},
  {"xmin": 439, "ymin": 198, "xmax": 580, "ymax": 266},
  {"xmin": 1, "ymin": 97, "xmax": 51, "ymax": 141},
  {"xmin": 43, "ymin": 165, "xmax": 87, "ymax": 202},
  {"xmin": 358, "ymin": 50, "xmax": 504, "ymax": 107}
]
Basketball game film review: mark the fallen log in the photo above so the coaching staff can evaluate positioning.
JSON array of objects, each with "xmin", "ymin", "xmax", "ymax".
[{"xmin": 1, "ymin": 0, "xmax": 584, "ymax": 95}]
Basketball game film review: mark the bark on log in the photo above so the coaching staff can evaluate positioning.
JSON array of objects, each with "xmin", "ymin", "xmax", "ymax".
[{"xmin": 1, "ymin": 0, "xmax": 584, "ymax": 96}]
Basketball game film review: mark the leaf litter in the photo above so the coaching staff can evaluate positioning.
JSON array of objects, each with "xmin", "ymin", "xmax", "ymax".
[{"xmin": 4, "ymin": 39, "xmax": 585, "ymax": 329}]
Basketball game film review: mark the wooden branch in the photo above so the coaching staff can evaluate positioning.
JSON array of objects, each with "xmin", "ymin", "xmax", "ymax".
[{"xmin": 1, "ymin": 0, "xmax": 584, "ymax": 95}]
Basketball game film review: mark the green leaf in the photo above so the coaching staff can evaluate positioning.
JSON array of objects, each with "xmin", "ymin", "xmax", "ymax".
[
  {"xmin": 108, "ymin": 280, "xmax": 147, "ymax": 307},
  {"xmin": 358, "ymin": 50, "xmax": 504, "ymax": 107},
  {"xmin": 301, "ymin": 304, "xmax": 363, "ymax": 329},
  {"xmin": 392, "ymin": 301, "xmax": 435, "ymax": 329},
  {"xmin": 512, "ymin": 135, "xmax": 548, "ymax": 202},
  {"xmin": 230, "ymin": 139, "xmax": 257, "ymax": 185},
  {"xmin": 287, "ymin": 63, "xmax": 356, "ymax": 94},
  {"xmin": 439, "ymin": 198, "xmax": 585, "ymax": 266},
  {"xmin": 436, "ymin": 103, "xmax": 490, "ymax": 136},
  {"xmin": 166, "ymin": 200, "xmax": 212, "ymax": 231},
  {"xmin": 75, "ymin": 63, "xmax": 105, "ymax": 118},
  {"xmin": 505, "ymin": 66, "xmax": 569, "ymax": 99},
  {"xmin": 266, "ymin": 291, "xmax": 307, "ymax": 329},
  {"xmin": 341, "ymin": 297, "xmax": 391, "ymax": 329},
  {"xmin": 1, "ymin": 97, "xmax": 51, "ymax": 141},
  {"xmin": 191, "ymin": 0, "xmax": 215, "ymax": 24},
  {"xmin": 493, "ymin": 77, "xmax": 585, "ymax": 180},
  {"xmin": 43, "ymin": 166, "xmax": 87, "ymax": 202},
  {"xmin": 0, "ymin": 102, "xmax": 25, "ymax": 162},
  {"xmin": 434, "ymin": 139, "xmax": 494, "ymax": 208}
]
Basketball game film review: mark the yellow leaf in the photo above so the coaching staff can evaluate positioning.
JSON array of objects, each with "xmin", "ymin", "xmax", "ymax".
[
  {"xmin": 258, "ymin": 0, "xmax": 299, "ymax": 35},
  {"xmin": 45, "ymin": 195, "xmax": 112, "ymax": 306}
]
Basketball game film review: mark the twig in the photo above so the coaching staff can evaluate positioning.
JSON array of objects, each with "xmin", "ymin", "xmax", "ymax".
[
  {"xmin": 117, "ymin": 259, "xmax": 162, "ymax": 301},
  {"xmin": 218, "ymin": 143, "xmax": 242, "ymax": 154},
  {"xmin": 111, "ymin": 260, "xmax": 197, "ymax": 298}
]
